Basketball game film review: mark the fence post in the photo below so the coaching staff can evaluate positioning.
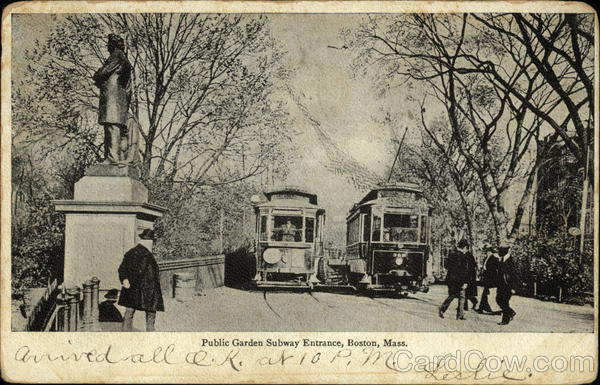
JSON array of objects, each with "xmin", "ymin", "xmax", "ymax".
[
  {"xmin": 91, "ymin": 277, "xmax": 100, "ymax": 322},
  {"xmin": 82, "ymin": 280, "xmax": 93, "ymax": 328},
  {"xmin": 63, "ymin": 293, "xmax": 71, "ymax": 332},
  {"xmin": 67, "ymin": 287, "xmax": 80, "ymax": 331},
  {"xmin": 533, "ymin": 281, "xmax": 537, "ymax": 297},
  {"xmin": 558, "ymin": 287, "xmax": 563, "ymax": 303},
  {"xmin": 56, "ymin": 293, "xmax": 69, "ymax": 331}
]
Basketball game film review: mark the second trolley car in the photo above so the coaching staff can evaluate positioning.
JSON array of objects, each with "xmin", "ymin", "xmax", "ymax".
[
  {"xmin": 253, "ymin": 187, "xmax": 325, "ymax": 289},
  {"xmin": 345, "ymin": 183, "xmax": 430, "ymax": 294}
]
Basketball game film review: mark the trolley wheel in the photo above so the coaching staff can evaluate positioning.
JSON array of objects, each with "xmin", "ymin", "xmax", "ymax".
[
  {"xmin": 357, "ymin": 283, "xmax": 369, "ymax": 295},
  {"xmin": 317, "ymin": 257, "xmax": 326, "ymax": 281},
  {"xmin": 342, "ymin": 271, "xmax": 350, "ymax": 286}
]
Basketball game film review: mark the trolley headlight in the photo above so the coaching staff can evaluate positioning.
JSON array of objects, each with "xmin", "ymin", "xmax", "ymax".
[
  {"xmin": 263, "ymin": 248, "xmax": 282, "ymax": 264},
  {"xmin": 394, "ymin": 252, "xmax": 407, "ymax": 266}
]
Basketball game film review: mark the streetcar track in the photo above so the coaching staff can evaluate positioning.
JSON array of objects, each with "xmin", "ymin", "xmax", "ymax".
[
  {"xmin": 369, "ymin": 297, "xmax": 394, "ymax": 308},
  {"xmin": 375, "ymin": 297, "xmax": 452, "ymax": 329},
  {"xmin": 308, "ymin": 291, "xmax": 335, "ymax": 309},
  {"xmin": 262, "ymin": 291, "xmax": 282, "ymax": 319}
]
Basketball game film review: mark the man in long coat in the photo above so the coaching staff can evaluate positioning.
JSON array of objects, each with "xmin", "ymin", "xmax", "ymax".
[
  {"xmin": 439, "ymin": 239, "xmax": 470, "ymax": 320},
  {"xmin": 464, "ymin": 247, "xmax": 478, "ymax": 311},
  {"xmin": 477, "ymin": 244, "xmax": 500, "ymax": 314},
  {"xmin": 118, "ymin": 229, "xmax": 164, "ymax": 331},
  {"xmin": 93, "ymin": 33, "xmax": 132, "ymax": 164},
  {"xmin": 496, "ymin": 243, "xmax": 519, "ymax": 325}
]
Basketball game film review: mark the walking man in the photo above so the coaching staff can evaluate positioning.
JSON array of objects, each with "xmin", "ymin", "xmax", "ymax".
[
  {"xmin": 477, "ymin": 244, "xmax": 500, "ymax": 314},
  {"xmin": 496, "ymin": 242, "xmax": 518, "ymax": 325},
  {"xmin": 464, "ymin": 245, "xmax": 478, "ymax": 311},
  {"xmin": 118, "ymin": 229, "xmax": 164, "ymax": 331},
  {"xmin": 439, "ymin": 239, "xmax": 470, "ymax": 320}
]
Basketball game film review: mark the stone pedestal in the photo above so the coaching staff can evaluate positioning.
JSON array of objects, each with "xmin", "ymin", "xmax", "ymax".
[{"xmin": 54, "ymin": 164, "xmax": 166, "ymax": 290}]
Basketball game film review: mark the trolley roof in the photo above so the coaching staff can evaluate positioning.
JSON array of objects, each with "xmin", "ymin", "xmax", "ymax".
[
  {"xmin": 349, "ymin": 182, "xmax": 429, "ymax": 215},
  {"xmin": 254, "ymin": 186, "xmax": 323, "ymax": 211}
]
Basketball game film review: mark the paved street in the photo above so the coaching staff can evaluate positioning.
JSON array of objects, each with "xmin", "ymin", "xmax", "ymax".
[{"xmin": 119, "ymin": 284, "xmax": 594, "ymax": 333}]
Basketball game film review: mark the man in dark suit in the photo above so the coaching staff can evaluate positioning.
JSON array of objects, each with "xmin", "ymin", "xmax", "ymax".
[
  {"xmin": 496, "ymin": 243, "xmax": 518, "ymax": 325},
  {"xmin": 477, "ymin": 244, "xmax": 500, "ymax": 314},
  {"xmin": 118, "ymin": 229, "xmax": 164, "ymax": 331},
  {"xmin": 464, "ymin": 246, "xmax": 478, "ymax": 311},
  {"xmin": 93, "ymin": 33, "xmax": 132, "ymax": 164},
  {"xmin": 439, "ymin": 239, "xmax": 470, "ymax": 320}
]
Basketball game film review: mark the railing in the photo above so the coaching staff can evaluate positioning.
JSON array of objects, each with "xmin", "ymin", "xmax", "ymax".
[
  {"xmin": 157, "ymin": 255, "xmax": 225, "ymax": 271},
  {"xmin": 25, "ymin": 279, "xmax": 58, "ymax": 331},
  {"xmin": 158, "ymin": 255, "xmax": 226, "ymax": 294},
  {"xmin": 26, "ymin": 277, "xmax": 101, "ymax": 332}
]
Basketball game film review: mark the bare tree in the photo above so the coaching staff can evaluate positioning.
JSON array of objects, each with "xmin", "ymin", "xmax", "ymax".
[
  {"xmin": 14, "ymin": 14, "xmax": 291, "ymax": 200},
  {"xmin": 470, "ymin": 13, "xmax": 594, "ymax": 174},
  {"xmin": 347, "ymin": 14, "xmax": 557, "ymax": 243}
]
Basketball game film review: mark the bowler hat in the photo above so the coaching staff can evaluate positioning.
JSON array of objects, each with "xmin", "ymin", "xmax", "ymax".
[
  {"xmin": 457, "ymin": 239, "xmax": 469, "ymax": 249},
  {"xmin": 139, "ymin": 229, "xmax": 155, "ymax": 240},
  {"xmin": 104, "ymin": 288, "xmax": 119, "ymax": 300}
]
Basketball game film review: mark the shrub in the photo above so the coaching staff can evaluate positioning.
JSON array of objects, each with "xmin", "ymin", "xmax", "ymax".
[{"xmin": 513, "ymin": 234, "xmax": 593, "ymax": 304}]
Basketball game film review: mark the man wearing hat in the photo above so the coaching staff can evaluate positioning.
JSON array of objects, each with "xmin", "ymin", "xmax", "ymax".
[
  {"xmin": 118, "ymin": 229, "xmax": 164, "ymax": 331},
  {"xmin": 496, "ymin": 242, "xmax": 518, "ymax": 325},
  {"xmin": 93, "ymin": 33, "xmax": 133, "ymax": 164},
  {"xmin": 464, "ymin": 245, "xmax": 478, "ymax": 311},
  {"xmin": 477, "ymin": 244, "xmax": 500, "ymax": 314},
  {"xmin": 439, "ymin": 239, "xmax": 471, "ymax": 320}
]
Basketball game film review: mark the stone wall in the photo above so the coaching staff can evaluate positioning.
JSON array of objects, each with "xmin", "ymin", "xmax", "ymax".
[{"xmin": 157, "ymin": 255, "xmax": 225, "ymax": 297}]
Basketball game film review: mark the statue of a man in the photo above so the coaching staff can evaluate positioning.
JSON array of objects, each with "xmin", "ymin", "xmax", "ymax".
[{"xmin": 93, "ymin": 33, "xmax": 133, "ymax": 164}]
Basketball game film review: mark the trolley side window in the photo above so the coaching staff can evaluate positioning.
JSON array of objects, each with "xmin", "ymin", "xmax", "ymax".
[
  {"xmin": 271, "ymin": 215, "xmax": 303, "ymax": 242},
  {"xmin": 420, "ymin": 215, "xmax": 428, "ymax": 243},
  {"xmin": 383, "ymin": 213, "xmax": 419, "ymax": 242},
  {"xmin": 372, "ymin": 213, "xmax": 381, "ymax": 241},
  {"xmin": 362, "ymin": 214, "xmax": 370, "ymax": 242},
  {"xmin": 305, "ymin": 217, "xmax": 315, "ymax": 243},
  {"xmin": 260, "ymin": 215, "xmax": 268, "ymax": 241},
  {"xmin": 347, "ymin": 216, "xmax": 360, "ymax": 245}
]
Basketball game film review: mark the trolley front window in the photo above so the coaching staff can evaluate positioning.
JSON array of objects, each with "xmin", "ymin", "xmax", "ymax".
[
  {"xmin": 271, "ymin": 215, "xmax": 303, "ymax": 242},
  {"xmin": 383, "ymin": 213, "xmax": 419, "ymax": 242}
]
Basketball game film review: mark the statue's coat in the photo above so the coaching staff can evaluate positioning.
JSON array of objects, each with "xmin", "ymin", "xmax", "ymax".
[{"xmin": 93, "ymin": 48, "xmax": 132, "ymax": 126}]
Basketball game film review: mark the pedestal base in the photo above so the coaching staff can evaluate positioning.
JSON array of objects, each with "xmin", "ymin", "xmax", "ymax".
[{"xmin": 54, "ymin": 167, "xmax": 166, "ymax": 290}]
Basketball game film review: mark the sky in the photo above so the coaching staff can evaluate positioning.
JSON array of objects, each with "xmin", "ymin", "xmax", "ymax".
[
  {"xmin": 267, "ymin": 14, "xmax": 412, "ymax": 243},
  {"xmin": 11, "ymin": 13, "xmax": 420, "ymax": 246}
]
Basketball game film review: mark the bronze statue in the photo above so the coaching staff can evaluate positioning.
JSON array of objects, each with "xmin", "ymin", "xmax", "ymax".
[{"xmin": 93, "ymin": 33, "xmax": 133, "ymax": 164}]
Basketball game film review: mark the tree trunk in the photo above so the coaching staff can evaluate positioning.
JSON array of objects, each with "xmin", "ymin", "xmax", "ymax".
[{"xmin": 510, "ymin": 162, "xmax": 540, "ymax": 239}]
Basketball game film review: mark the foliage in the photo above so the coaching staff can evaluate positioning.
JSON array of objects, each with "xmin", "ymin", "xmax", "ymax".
[
  {"xmin": 153, "ymin": 181, "xmax": 259, "ymax": 259},
  {"xmin": 11, "ymin": 150, "xmax": 66, "ymax": 297},
  {"xmin": 512, "ymin": 235, "xmax": 593, "ymax": 304}
]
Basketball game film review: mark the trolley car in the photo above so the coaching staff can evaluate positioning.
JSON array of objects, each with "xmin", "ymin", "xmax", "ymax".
[
  {"xmin": 345, "ymin": 183, "xmax": 430, "ymax": 294},
  {"xmin": 252, "ymin": 187, "xmax": 325, "ymax": 289}
]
